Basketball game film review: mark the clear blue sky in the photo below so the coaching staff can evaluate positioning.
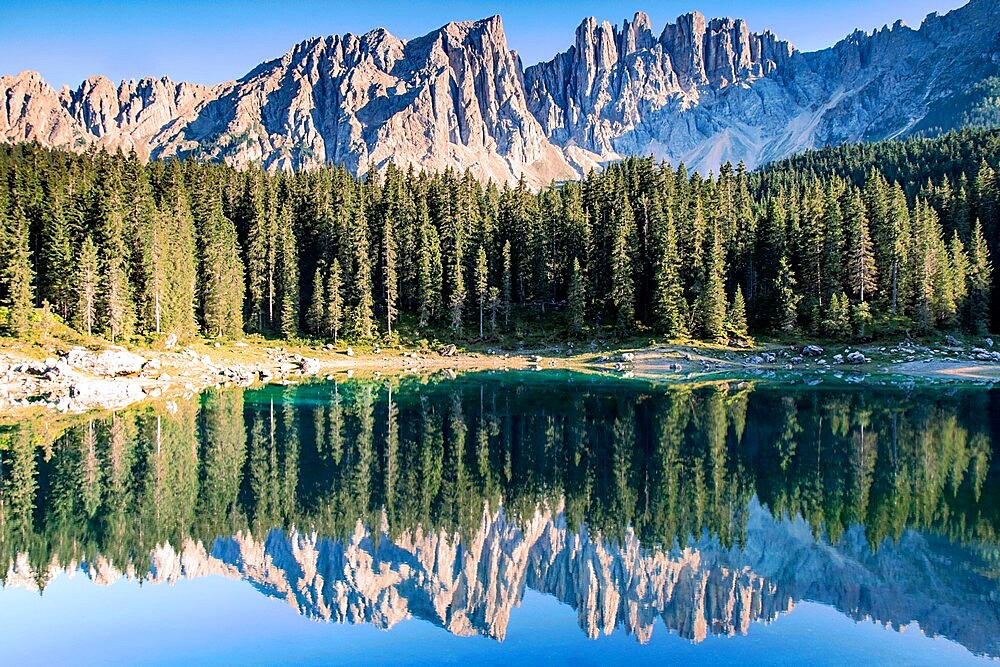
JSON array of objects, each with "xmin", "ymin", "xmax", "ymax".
[{"xmin": 1, "ymin": 0, "xmax": 967, "ymax": 89}]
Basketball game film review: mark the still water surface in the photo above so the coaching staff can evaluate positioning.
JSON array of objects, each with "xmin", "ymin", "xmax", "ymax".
[{"xmin": 1, "ymin": 372, "xmax": 998, "ymax": 665}]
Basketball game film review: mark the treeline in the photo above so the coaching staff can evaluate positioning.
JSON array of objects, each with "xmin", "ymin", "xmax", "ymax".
[
  {"xmin": 2, "ymin": 377, "xmax": 997, "ymax": 579},
  {"xmin": 0, "ymin": 130, "xmax": 997, "ymax": 343}
]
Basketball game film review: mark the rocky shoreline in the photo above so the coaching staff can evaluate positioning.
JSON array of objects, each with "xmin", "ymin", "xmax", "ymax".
[
  {"xmin": 2, "ymin": 336, "xmax": 1000, "ymax": 417},
  {"xmin": 0, "ymin": 345, "xmax": 326, "ymax": 414}
]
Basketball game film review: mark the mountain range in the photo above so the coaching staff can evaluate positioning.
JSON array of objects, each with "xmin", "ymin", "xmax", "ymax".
[
  {"xmin": 2, "ymin": 0, "xmax": 999, "ymax": 186},
  {"xmin": 5, "ymin": 499, "xmax": 997, "ymax": 655}
]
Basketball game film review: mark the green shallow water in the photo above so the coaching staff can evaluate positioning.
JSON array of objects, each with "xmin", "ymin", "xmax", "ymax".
[{"xmin": 1, "ymin": 371, "xmax": 998, "ymax": 665}]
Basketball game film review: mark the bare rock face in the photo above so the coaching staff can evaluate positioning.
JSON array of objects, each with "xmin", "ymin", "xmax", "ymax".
[
  {"xmin": 526, "ymin": 0, "xmax": 1000, "ymax": 174},
  {"xmin": 64, "ymin": 348, "xmax": 148, "ymax": 377},
  {"xmin": 1, "ymin": 0, "xmax": 998, "ymax": 183},
  {"xmin": 0, "ymin": 16, "xmax": 573, "ymax": 187},
  {"xmin": 523, "ymin": 11, "xmax": 795, "ymax": 172}
]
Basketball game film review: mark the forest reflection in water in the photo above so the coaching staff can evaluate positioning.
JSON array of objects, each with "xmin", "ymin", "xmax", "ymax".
[{"xmin": 1, "ymin": 372, "xmax": 999, "ymax": 656}]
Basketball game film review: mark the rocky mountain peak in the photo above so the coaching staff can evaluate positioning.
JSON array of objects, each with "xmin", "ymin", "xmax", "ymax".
[{"xmin": 0, "ymin": 1, "xmax": 997, "ymax": 184}]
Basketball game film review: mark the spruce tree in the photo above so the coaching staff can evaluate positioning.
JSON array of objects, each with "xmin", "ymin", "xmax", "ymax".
[
  {"xmin": 774, "ymin": 255, "xmax": 801, "ymax": 332},
  {"xmin": 346, "ymin": 199, "xmax": 374, "ymax": 339},
  {"xmin": 76, "ymin": 235, "xmax": 99, "ymax": 337},
  {"xmin": 414, "ymin": 197, "xmax": 441, "ymax": 329},
  {"xmin": 566, "ymin": 257, "xmax": 586, "ymax": 337},
  {"xmin": 474, "ymin": 245, "xmax": 489, "ymax": 338},
  {"xmin": 652, "ymin": 208, "xmax": 687, "ymax": 338},
  {"xmin": 156, "ymin": 161, "xmax": 198, "ymax": 336},
  {"xmin": 325, "ymin": 259, "xmax": 344, "ymax": 344},
  {"xmin": 93, "ymin": 161, "xmax": 135, "ymax": 342},
  {"xmin": 727, "ymin": 286, "xmax": 748, "ymax": 339},
  {"xmin": 39, "ymin": 195, "xmax": 74, "ymax": 321},
  {"xmin": 501, "ymin": 240, "xmax": 512, "ymax": 329},
  {"xmin": 383, "ymin": 213, "xmax": 398, "ymax": 337},
  {"xmin": 610, "ymin": 197, "xmax": 635, "ymax": 332},
  {"xmin": 820, "ymin": 292, "xmax": 851, "ymax": 338},
  {"xmin": 306, "ymin": 265, "xmax": 325, "ymax": 336},
  {"xmin": 0, "ymin": 210, "xmax": 34, "ymax": 337},
  {"xmin": 968, "ymin": 219, "xmax": 993, "ymax": 333},
  {"xmin": 275, "ymin": 207, "xmax": 299, "ymax": 339},
  {"xmin": 699, "ymin": 222, "xmax": 727, "ymax": 340},
  {"xmin": 199, "ymin": 196, "xmax": 245, "ymax": 338},
  {"xmin": 845, "ymin": 191, "xmax": 877, "ymax": 303}
]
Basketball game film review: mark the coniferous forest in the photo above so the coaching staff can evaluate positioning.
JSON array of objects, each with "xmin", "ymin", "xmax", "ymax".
[{"xmin": 0, "ymin": 127, "xmax": 998, "ymax": 344}]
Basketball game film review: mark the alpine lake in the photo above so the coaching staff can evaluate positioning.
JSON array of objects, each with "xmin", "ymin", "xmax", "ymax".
[{"xmin": 2, "ymin": 370, "xmax": 999, "ymax": 666}]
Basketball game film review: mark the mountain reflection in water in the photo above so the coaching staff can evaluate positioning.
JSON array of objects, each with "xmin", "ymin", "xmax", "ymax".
[{"xmin": 1, "ymin": 374, "xmax": 998, "ymax": 657}]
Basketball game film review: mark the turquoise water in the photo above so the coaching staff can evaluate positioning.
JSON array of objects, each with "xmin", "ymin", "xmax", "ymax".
[{"xmin": 1, "ymin": 372, "xmax": 998, "ymax": 665}]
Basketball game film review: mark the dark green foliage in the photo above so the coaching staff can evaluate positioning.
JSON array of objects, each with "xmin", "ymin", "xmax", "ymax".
[
  {"xmin": 0, "ymin": 208, "xmax": 34, "ymax": 336},
  {"xmin": 0, "ymin": 129, "xmax": 997, "ymax": 344},
  {"xmin": 566, "ymin": 257, "xmax": 586, "ymax": 337}
]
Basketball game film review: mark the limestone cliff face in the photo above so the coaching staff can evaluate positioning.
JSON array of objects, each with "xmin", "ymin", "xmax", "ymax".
[
  {"xmin": 525, "ymin": 0, "xmax": 1000, "ymax": 173},
  {"xmin": 0, "ymin": 17, "xmax": 572, "ymax": 187},
  {"xmin": 1, "ymin": 0, "xmax": 999, "ymax": 183}
]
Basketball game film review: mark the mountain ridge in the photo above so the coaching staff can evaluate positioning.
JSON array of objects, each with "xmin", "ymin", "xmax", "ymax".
[{"xmin": 2, "ymin": 0, "xmax": 998, "ymax": 186}]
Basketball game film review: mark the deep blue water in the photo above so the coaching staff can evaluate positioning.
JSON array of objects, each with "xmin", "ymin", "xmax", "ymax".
[{"xmin": 1, "ymin": 372, "xmax": 997, "ymax": 665}]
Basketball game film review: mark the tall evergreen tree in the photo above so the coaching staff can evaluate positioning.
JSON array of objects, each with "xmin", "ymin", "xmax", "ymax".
[
  {"xmin": 198, "ymin": 189, "xmax": 245, "ymax": 338},
  {"xmin": 566, "ymin": 257, "xmax": 586, "ymax": 337},
  {"xmin": 727, "ymin": 286, "xmax": 748, "ymax": 339},
  {"xmin": 968, "ymin": 219, "xmax": 993, "ymax": 333},
  {"xmin": 0, "ymin": 209, "xmax": 34, "ymax": 337},
  {"xmin": 610, "ymin": 197, "xmax": 635, "ymax": 332},
  {"xmin": 325, "ymin": 259, "xmax": 344, "ymax": 344},
  {"xmin": 501, "ymin": 240, "xmax": 512, "ymax": 329},
  {"xmin": 773, "ymin": 255, "xmax": 801, "ymax": 332},
  {"xmin": 382, "ymin": 213, "xmax": 398, "ymax": 337},
  {"xmin": 699, "ymin": 222, "xmax": 727, "ymax": 340},
  {"xmin": 473, "ymin": 245, "xmax": 489, "ymax": 338},
  {"xmin": 76, "ymin": 235, "xmax": 99, "ymax": 337},
  {"xmin": 155, "ymin": 161, "xmax": 198, "ymax": 336},
  {"xmin": 306, "ymin": 265, "xmax": 325, "ymax": 336},
  {"xmin": 346, "ymin": 198, "xmax": 374, "ymax": 339},
  {"xmin": 274, "ymin": 207, "xmax": 299, "ymax": 339},
  {"xmin": 845, "ymin": 191, "xmax": 877, "ymax": 303},
  {"xmin": 92, "ymin": 161, "xmax": 135, "ymax": 342}
]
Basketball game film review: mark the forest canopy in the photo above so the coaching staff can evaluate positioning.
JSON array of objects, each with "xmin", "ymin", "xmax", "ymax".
[{"xmin": 0, "ymin": 128, "xmax": 998, "ymax": 344}]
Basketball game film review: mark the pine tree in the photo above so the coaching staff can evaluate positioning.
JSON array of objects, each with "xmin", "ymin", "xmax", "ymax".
[
  {"xmin": 306, "ymin": 265, "xmax": 325, "ymax": 336},
  {"xmin": 76, "ymin": 235, "xmax": 99, "ymax": 337},
  {"xmin": 566, "ymin": 257, "xmax": 587, "ymax": 337},
  {"xmin": 1, "ymin": 210, "xmax": 34, "ymax": 337},
  {"xmin": 39, "ymin": 194, "xmax": 74, "ymax": 321},
  {"xmin": 275, "ymin": 208, "xmax": 299, "ymax": 339},
  {"xmin": 501, "ymin": 240, "xmax": 512, "ymax": 329},
  {"xmin": 473, "ymin": 245, "xmax": 489, "ymax": 338},
  {"xmin": 821, "ymin": 182, "xmax": 845, "ymax": 302},
  {"xmin": 198, "ymin": 193, "xmax": 245, "ymax": 338},
  {"xmin": 821, "ymin": 292, "xmax": 851, "ymax": 338},
  {"xmin": 774, "ymin": 255, "xmax": 801, "ymax": 332},
  {"xmin": 156, "ymin": 162, "xmax": 198, "ymax": 336},
  {"xmin": 727, "ymin": 286, "xmax": 748, "ymax": 339},
  {"xmin": 845, "ymin": 191, "xmax": 878, "ymax": 303},
  {"xmin": 93, "ymin": 161, "xmax": 135, "ymax": 342},
  {"xmin": 383, "ymin": 213, "xmax": 398, "ymax": 337},
  {"xmin": 243, "ymin": 171, "xmax": 275, "ymax": 332},
  {"xmin": 948, "ymin": 231, "xmax": 969, "ymax": 328},
  {"xmin": 610, "ymin": 197, "xmax": 635, "ymax": 332},
  {"xmin": 652, "ymin": 208, "xmax": 687, "ymax": 338},
  {"xmin": 415, "ymin": 198, "xmax": 441, "ymax": 328},
  {"xmin": 346, "ymin": 198, "xmax": 374, "ymax": 339},
  {"xmin": 325, "ymin": 259, "xmax": 344, "ymax": 344},
  {"xmin": 968, "ymin": 219, "xmax": 993, "ymax": 334},
  {"xmin": 699, "ymin": 222, "xmax": 727, "ymax": 340}
]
